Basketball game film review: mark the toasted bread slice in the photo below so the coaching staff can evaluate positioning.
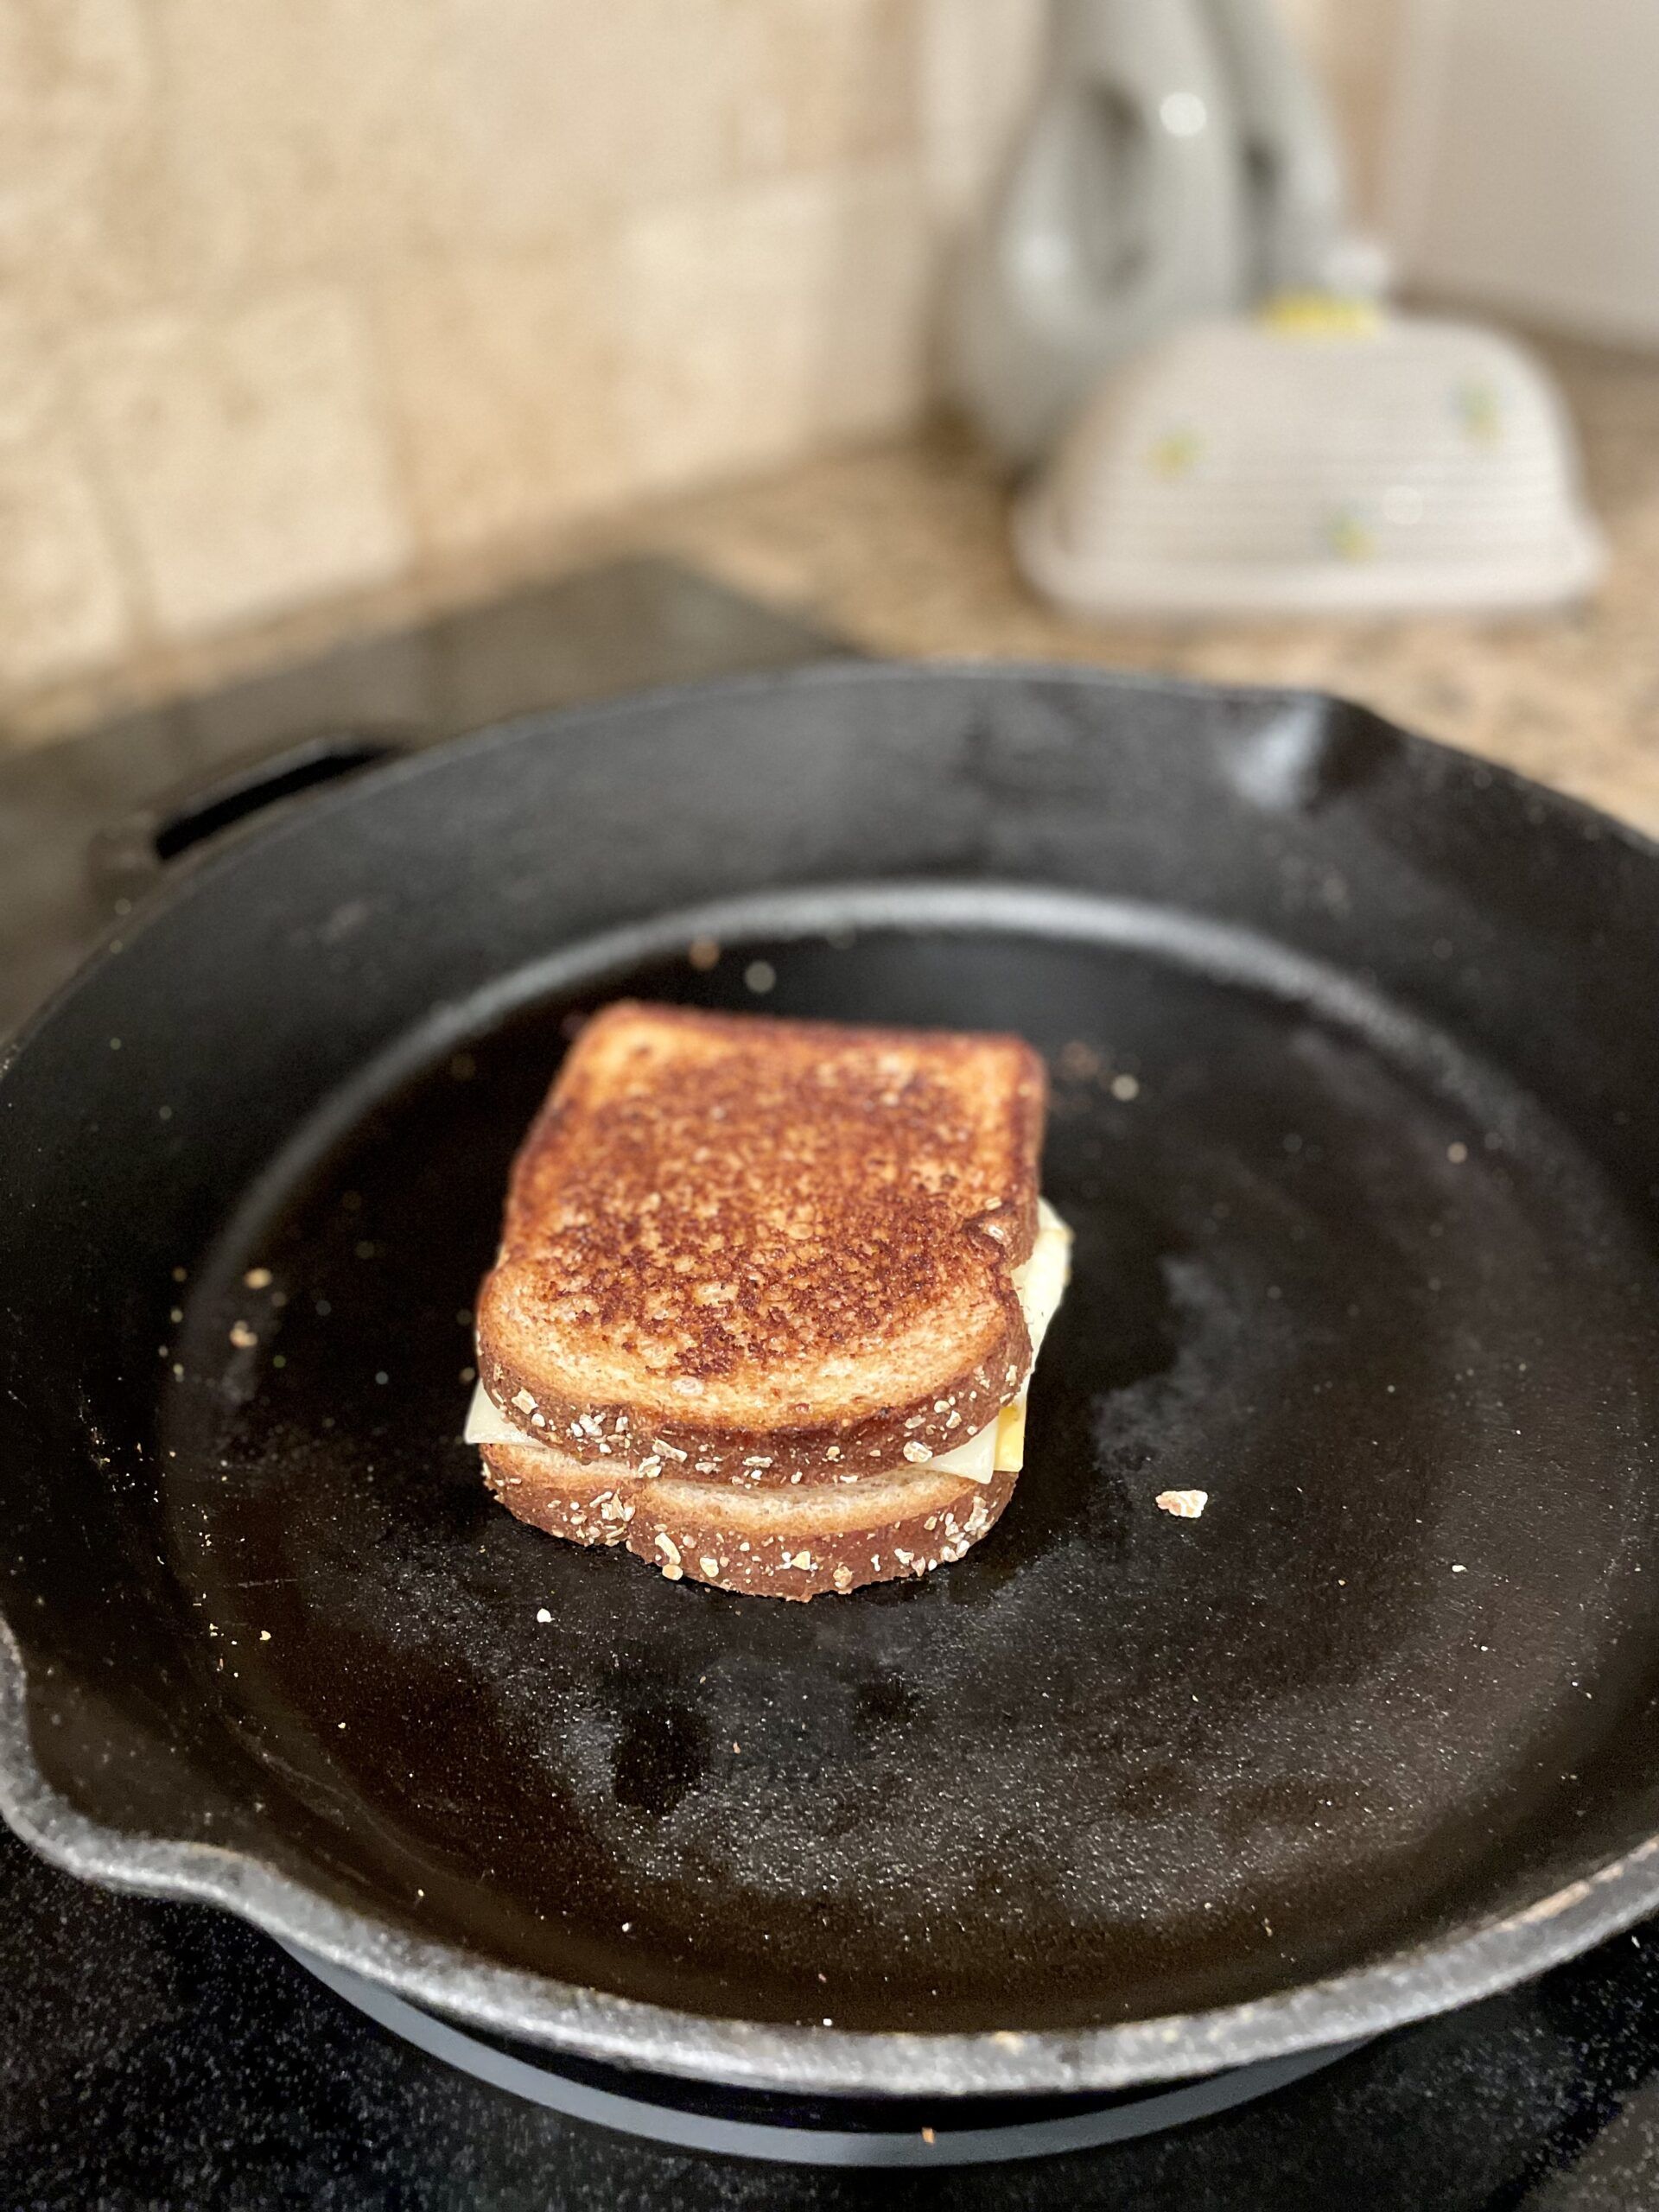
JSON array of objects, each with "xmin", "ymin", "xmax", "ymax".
[
  {"xmin": 475, "ymin": 1002, "xmax": 1046, "ymax": 1484},
  {"xmin": 480, "ymin": 1438, "xmax": 1018, "ymax": 1600},
  {"xmin": 467, "ymin": 1197, "xmax": 1073, "ymax": 1485}
]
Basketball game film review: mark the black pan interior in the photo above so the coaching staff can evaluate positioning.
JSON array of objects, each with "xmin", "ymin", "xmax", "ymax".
[
  {"xmin": 154, "ymin": 903, "xmax": 1659, "ymax": 2036},
  {"xmin": 5, "ymin": 666, "xmax": 1659, "ymax": 2050}
]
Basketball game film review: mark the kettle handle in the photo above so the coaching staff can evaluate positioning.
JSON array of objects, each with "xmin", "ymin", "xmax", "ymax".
[
  {"xmin": 1198, "ymin": 0, "xmax": 1350, "ymax": 296},
  {"xmin": 952, "ymin": 0, "xmax": 1246, "ymax": 461}
]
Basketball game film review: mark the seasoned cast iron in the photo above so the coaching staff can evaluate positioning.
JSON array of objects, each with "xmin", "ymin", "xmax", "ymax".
[{"xmin": 3, "ymin": 664, "xmax": 1659, "ymax": 2097}]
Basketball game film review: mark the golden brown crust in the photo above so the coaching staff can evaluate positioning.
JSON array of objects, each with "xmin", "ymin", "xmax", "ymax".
[
  {"xmin": 480, "ymin": 1440, "xmax": 1019, "ymax": 1600},
  {"xmin": 475, "ymin": 1003, "xmax": 1046, "ymax": 1484}
]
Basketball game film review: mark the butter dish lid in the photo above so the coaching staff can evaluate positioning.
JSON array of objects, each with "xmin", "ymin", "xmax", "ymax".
[{"xmin": 1015, "ymin": 305, "xmax": 1605, "ymax": 619}]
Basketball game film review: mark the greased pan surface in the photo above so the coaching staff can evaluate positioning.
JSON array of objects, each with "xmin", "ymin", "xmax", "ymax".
[{"xmin": 3, "ymin": 664, "xmax": 1659, "ymax": 2096}]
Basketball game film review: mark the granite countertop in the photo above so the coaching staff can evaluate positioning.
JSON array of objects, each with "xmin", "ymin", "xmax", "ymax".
[{"xmin": 8, "ymin": 331, "xmax": 1658, "ymax": 840}]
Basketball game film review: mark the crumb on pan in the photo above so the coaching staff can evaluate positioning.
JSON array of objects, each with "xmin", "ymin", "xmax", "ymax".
[{"xmin": 1155, "ymin": 1488, "xmax": 1208, "ymax": 1519}]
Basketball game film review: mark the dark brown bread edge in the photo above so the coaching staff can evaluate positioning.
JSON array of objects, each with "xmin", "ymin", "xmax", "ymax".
[
  {"xmin": 475, "ymin": 1245, "xmax": 1031, "ymax": 1487},
  {"xmin": 480, "ymin": 1443, "xmax": 1020, "ymax": 1601}
]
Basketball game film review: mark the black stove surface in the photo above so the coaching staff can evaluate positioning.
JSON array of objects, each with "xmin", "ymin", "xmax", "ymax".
[{"xmin": 3, "ymin": 559, "xmax": 1657, "ymax": 2210}]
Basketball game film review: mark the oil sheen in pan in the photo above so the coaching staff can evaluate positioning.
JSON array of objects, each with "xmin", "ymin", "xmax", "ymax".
[{"xmin": 158, "ymin": 893, "xmax": 1659, "ymax": 2038}]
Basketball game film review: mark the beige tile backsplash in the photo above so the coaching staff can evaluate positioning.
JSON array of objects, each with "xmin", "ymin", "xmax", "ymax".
[
  {"xmin": 617, "ymin": 166, "xmax": 937, "ymax": 495},
  {"xmin": 0, "ymin": 304, "xmax": 135, "ymax": 687},
  {"xmin": 0, "ymin": 0, "xmax": 1396, "ymax": 718},
  {"xmin": 71, "ymin": 287, "xmax": 410, "ymax": 634},
  {"xmin": 378, "ymin": 244, "xmax": 629, "ymax": 557}
]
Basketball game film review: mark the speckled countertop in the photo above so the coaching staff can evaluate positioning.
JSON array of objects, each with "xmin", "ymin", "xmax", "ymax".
[{"xmin": 10, "ymin": 331, "xmax": 1659, "ymax": 839}]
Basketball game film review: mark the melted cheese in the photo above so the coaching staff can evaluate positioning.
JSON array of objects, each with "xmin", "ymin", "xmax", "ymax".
[
  {"xmin": 928, "ymin": 1198, "xmax": 1071, "ymax": 1477},
  {"xmin": 466, "ymin": 1198, "xmax": 1072, "ymax": 1482}
]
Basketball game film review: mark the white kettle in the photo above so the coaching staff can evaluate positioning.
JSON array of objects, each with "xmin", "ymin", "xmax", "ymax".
[{"xmin": 951, "ymin": 0, "xmax": 1351, "ymax": 466}]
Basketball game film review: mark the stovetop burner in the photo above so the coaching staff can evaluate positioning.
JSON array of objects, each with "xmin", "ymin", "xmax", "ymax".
[
  {"xmin": 287, "ymin": 1942, "xmax": 1366, "ymax": 2169},
  {"xmin": 3, "ymin": 558, "xmax": 1659, "ymax": 2209}
]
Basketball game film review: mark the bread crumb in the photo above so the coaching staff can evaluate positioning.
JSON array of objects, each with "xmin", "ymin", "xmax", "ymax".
[
  {"xmin": 1111, "ymin": 1072, "xmax": 1141, "ymax": 1102},
  {"xmin": 536, "ymin": 1606, "xmax": 552, "ymax": 1623},
  {"xmin": 229, "ymin": 1321, "xmax": 257, "ymax": 1349},
  {"xmin": 1155, "ymin": 1489, "xmax": 1208, "ymax": 1519},
  {"xmin": 243, "ymin": 1267, "xmax": 272, "ymax": 1290},
  {"xmin": 687, "ymin": 936, "xmax": 721, "ymax": 970}
]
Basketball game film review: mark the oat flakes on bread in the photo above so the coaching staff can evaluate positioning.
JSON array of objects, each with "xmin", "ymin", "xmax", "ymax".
[{"xmin": 480, "ymin": 1437, "xmax": 1018, "ymax": 1601}]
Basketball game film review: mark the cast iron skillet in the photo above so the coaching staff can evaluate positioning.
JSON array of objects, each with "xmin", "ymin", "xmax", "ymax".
[{"xmin": 3, "ymin": 663, "xmax": 1659, "ymax": 2099}]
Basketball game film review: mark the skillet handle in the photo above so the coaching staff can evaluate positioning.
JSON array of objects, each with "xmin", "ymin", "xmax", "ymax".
[{"xmin": 89, "ymin": 728, "xmax": 410, "ymax": 906}]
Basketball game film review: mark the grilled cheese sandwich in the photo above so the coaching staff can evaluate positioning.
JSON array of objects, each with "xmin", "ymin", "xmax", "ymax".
[{"xmin": 472, "ymin": 1002, "xmax": 1063, "ymax": 1598}]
